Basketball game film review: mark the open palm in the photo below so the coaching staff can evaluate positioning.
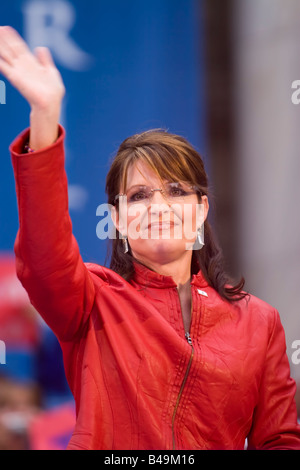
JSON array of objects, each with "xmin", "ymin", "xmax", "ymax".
[{"xmin": 0, "ymin": 26, "xmax": 65, "ymax": 108}]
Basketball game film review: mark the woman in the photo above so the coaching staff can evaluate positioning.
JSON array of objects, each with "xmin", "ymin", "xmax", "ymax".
[{"xmin": 1, "ymin": 26, "xmax": 300, "ymax": 450}]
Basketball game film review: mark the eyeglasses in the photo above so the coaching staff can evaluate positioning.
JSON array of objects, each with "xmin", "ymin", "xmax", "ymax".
[{"xmin": 114, "ymin": 182, "xmax": 201, "ymax": 206}]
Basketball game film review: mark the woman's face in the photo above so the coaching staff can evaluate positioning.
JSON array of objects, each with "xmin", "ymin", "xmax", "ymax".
[{"xmin": 113, "ymin": 160, "xmax": 209, "ymax": 265}]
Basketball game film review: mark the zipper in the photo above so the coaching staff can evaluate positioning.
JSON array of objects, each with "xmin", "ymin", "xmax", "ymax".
[
  {"xmin": 171, "ymin": 285, "xmax": 195, "ymax": 449},
  {"xmin": 185, "ymin": 331, "xmax": 193, "ymax": 345},
  {"xmin": 171, "ymin": 331, "xmax": 194, "ymax": 450}
]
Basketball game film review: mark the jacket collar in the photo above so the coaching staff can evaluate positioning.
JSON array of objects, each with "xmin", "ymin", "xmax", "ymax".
[{"xmin": 132, "ymin": 260, "xmax": 209, "ymax": 289}]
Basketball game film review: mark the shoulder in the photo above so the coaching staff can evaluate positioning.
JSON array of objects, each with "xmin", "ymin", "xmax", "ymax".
[
  {"xmin": 206, "ymin": 284, "xmax": 277, "ymax": 321},
  {"xmin": 232, "ymin": 292, "xmax": 281, "ymax": 339},
  {"xmin": 242, "ymin": 292, "xmax": 277, "ymax": 317},
  {"xmin": 84, "ymin": 262, "xmax": 130, "ymax": 287},
  {"xmin": 221, "ymin": 293, "xmax": 287, "ymax": 361},
  {"xmin": 205, "ymin": 286, "xmax": 280, "ymax": 334}
]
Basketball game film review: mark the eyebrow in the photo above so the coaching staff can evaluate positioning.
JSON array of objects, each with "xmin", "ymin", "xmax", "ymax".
[
  {"xmin": 126, "ymin": 184, "xmax": 150, "ymax": 190},
  {"xmin": 125, "ymin": 181, "xmax": 170, "ymax": 191}
]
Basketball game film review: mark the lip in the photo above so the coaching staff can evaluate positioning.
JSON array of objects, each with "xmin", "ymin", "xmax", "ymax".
[{"xmin": 147, "ymin": 221, "xmax": 176, "ymax": 230}]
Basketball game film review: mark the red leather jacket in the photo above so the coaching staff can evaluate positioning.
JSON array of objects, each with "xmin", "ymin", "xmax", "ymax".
[{"xmin": 10, "ymin": 126, "xmax": 300, "ymax": 450}]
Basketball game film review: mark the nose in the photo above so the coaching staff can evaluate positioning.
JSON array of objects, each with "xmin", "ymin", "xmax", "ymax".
[
  {"xmin": 151, "ymin": 188, "xmax": 167, "ymax": 202},
  {"xmin": 148, "ymin": 190, "xmax": 171, "ymax": 216}
]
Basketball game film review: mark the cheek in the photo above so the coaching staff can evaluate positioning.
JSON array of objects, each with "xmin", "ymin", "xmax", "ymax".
[
  {"xmin": 126, "ymin": 204, "xmax": 148, "ymax": 238},
  {"xmin": 180, "ymin": 203, "xmax": 200, "ymax": 234}
]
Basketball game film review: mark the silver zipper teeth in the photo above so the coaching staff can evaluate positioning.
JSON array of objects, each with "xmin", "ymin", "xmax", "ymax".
[{"xmin": 171, "ymin": 333, "xmax": 194, "ymax": 449}]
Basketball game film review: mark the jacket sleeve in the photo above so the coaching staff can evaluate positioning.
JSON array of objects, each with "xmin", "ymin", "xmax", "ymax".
[
  {"xmin": 247, "ymin": 308, "xmax": 300, "ymax": 449},
  {"xmin": 9, "ymin": 125, "xmax": 95, "ymax": 342}
]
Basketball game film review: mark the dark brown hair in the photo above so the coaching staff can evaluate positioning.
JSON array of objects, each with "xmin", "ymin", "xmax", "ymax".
[{"xmin": 105, "ymin": 128, "xmax": 247, "ymax": 302}]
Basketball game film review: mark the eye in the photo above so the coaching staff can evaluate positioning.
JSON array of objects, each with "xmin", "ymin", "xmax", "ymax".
[
  {"xmin": 167, "ymin": 183, "xmax": 187, "ymax": 197},
  {"xmin": 128, "ymin": 186, "xmax": 149, "ymax": 202}
]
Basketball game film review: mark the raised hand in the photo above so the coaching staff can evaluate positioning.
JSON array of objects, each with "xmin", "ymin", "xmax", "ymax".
[
  {"xmin": 0, "ymin": 26, "xmax": 65, "ymax": 150},
  {"xmin": 0, "ymin": 26, "xmax": 65, "ymax": 110}
]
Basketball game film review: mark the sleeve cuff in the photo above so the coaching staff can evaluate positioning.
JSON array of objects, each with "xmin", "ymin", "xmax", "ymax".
[{"xmin": 9, "ymin": 124, "xmax": 66, "ymax": 157}]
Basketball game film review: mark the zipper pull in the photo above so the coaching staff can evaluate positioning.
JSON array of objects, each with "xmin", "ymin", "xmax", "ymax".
[{"xmin": 185, "ymin": 332, "xmax": 193, "ymax": 346}]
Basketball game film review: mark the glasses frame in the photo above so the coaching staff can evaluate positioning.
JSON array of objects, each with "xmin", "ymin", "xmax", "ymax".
[{"xmin": 114, "ymin": 182, "xmax": 202, "ymax": 207}]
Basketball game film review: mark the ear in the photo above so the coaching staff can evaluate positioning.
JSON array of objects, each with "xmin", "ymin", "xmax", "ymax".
[
  {"xmin": 111, "ymin": 205, "xmax": 127, "ymax": 237},
  {"xmin": 202, "ymin": 195, "xmax": 209, "ymax": 222},
  {"xmin": 196, "ymin": 196, "xmax": 209, "ymax": 230}
]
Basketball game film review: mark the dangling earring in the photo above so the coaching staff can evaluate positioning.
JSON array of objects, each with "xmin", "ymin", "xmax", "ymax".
[
  {"xmin": 122, "ymin": 236, "xmax": 129, "ymax": 254},
  {"xmin": 196, "ymin": 224, "xmax": 205, "ymax": 250}
]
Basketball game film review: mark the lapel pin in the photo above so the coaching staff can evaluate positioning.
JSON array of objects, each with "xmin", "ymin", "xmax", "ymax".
[{"xmin": 197, "ymin": 289, "xmax": 208, "ymax": 297}]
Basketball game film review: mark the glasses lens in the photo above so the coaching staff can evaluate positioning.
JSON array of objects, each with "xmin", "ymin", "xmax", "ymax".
[
  {"xmin": 165, "ymin": 182, "xmax": 196, "ymax": 201},
  {"xmin": 123, "ymin": 182, "xmax": 198, "ymax": 205},
  {"xmin": 126, "ymin": 185, "xmax": 152, "ymax": 204}
]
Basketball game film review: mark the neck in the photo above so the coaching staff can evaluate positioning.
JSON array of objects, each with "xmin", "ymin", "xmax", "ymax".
[
  {"xmin": 133, "ymin": 252, "xmax": 193, "ymax": 333},
  {"xmin": 133, "ymin": 251, "xmax": 192, "ymax": 287}
]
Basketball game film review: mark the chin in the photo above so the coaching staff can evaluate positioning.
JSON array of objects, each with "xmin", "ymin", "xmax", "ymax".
[{"xmin": 130, "ymin": 238, "xmax": 191, "ymax": 261}]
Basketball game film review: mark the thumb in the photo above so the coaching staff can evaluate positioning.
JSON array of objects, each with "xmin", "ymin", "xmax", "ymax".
[{"xmin": 34, "ymin": 47, "xmax": 55, "ymax": 67}]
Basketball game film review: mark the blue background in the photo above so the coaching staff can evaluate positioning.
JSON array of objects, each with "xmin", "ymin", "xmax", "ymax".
[{"xmin": 0, "ymin": 0, "xmax": 206, "ymax": 266}]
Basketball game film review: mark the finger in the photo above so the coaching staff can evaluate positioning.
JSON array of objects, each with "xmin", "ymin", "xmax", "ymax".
[
  {"xmin": 0, "ymin": 47, "xmax": 13, "ymax": 65},
  {"xmin": 0, "ymin": 26, "xmax": 30, "ymax": 59},
  {"xmin": 0, "ymin": 28, "xmax": 16, "ymax": 65},
  {"xmin": 34, "ymin": 47, "xmax": 55, "ymax": 67},
  {"xmin": 0, "ymin": 57, "xmax": 11, "ymax": 77}
]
